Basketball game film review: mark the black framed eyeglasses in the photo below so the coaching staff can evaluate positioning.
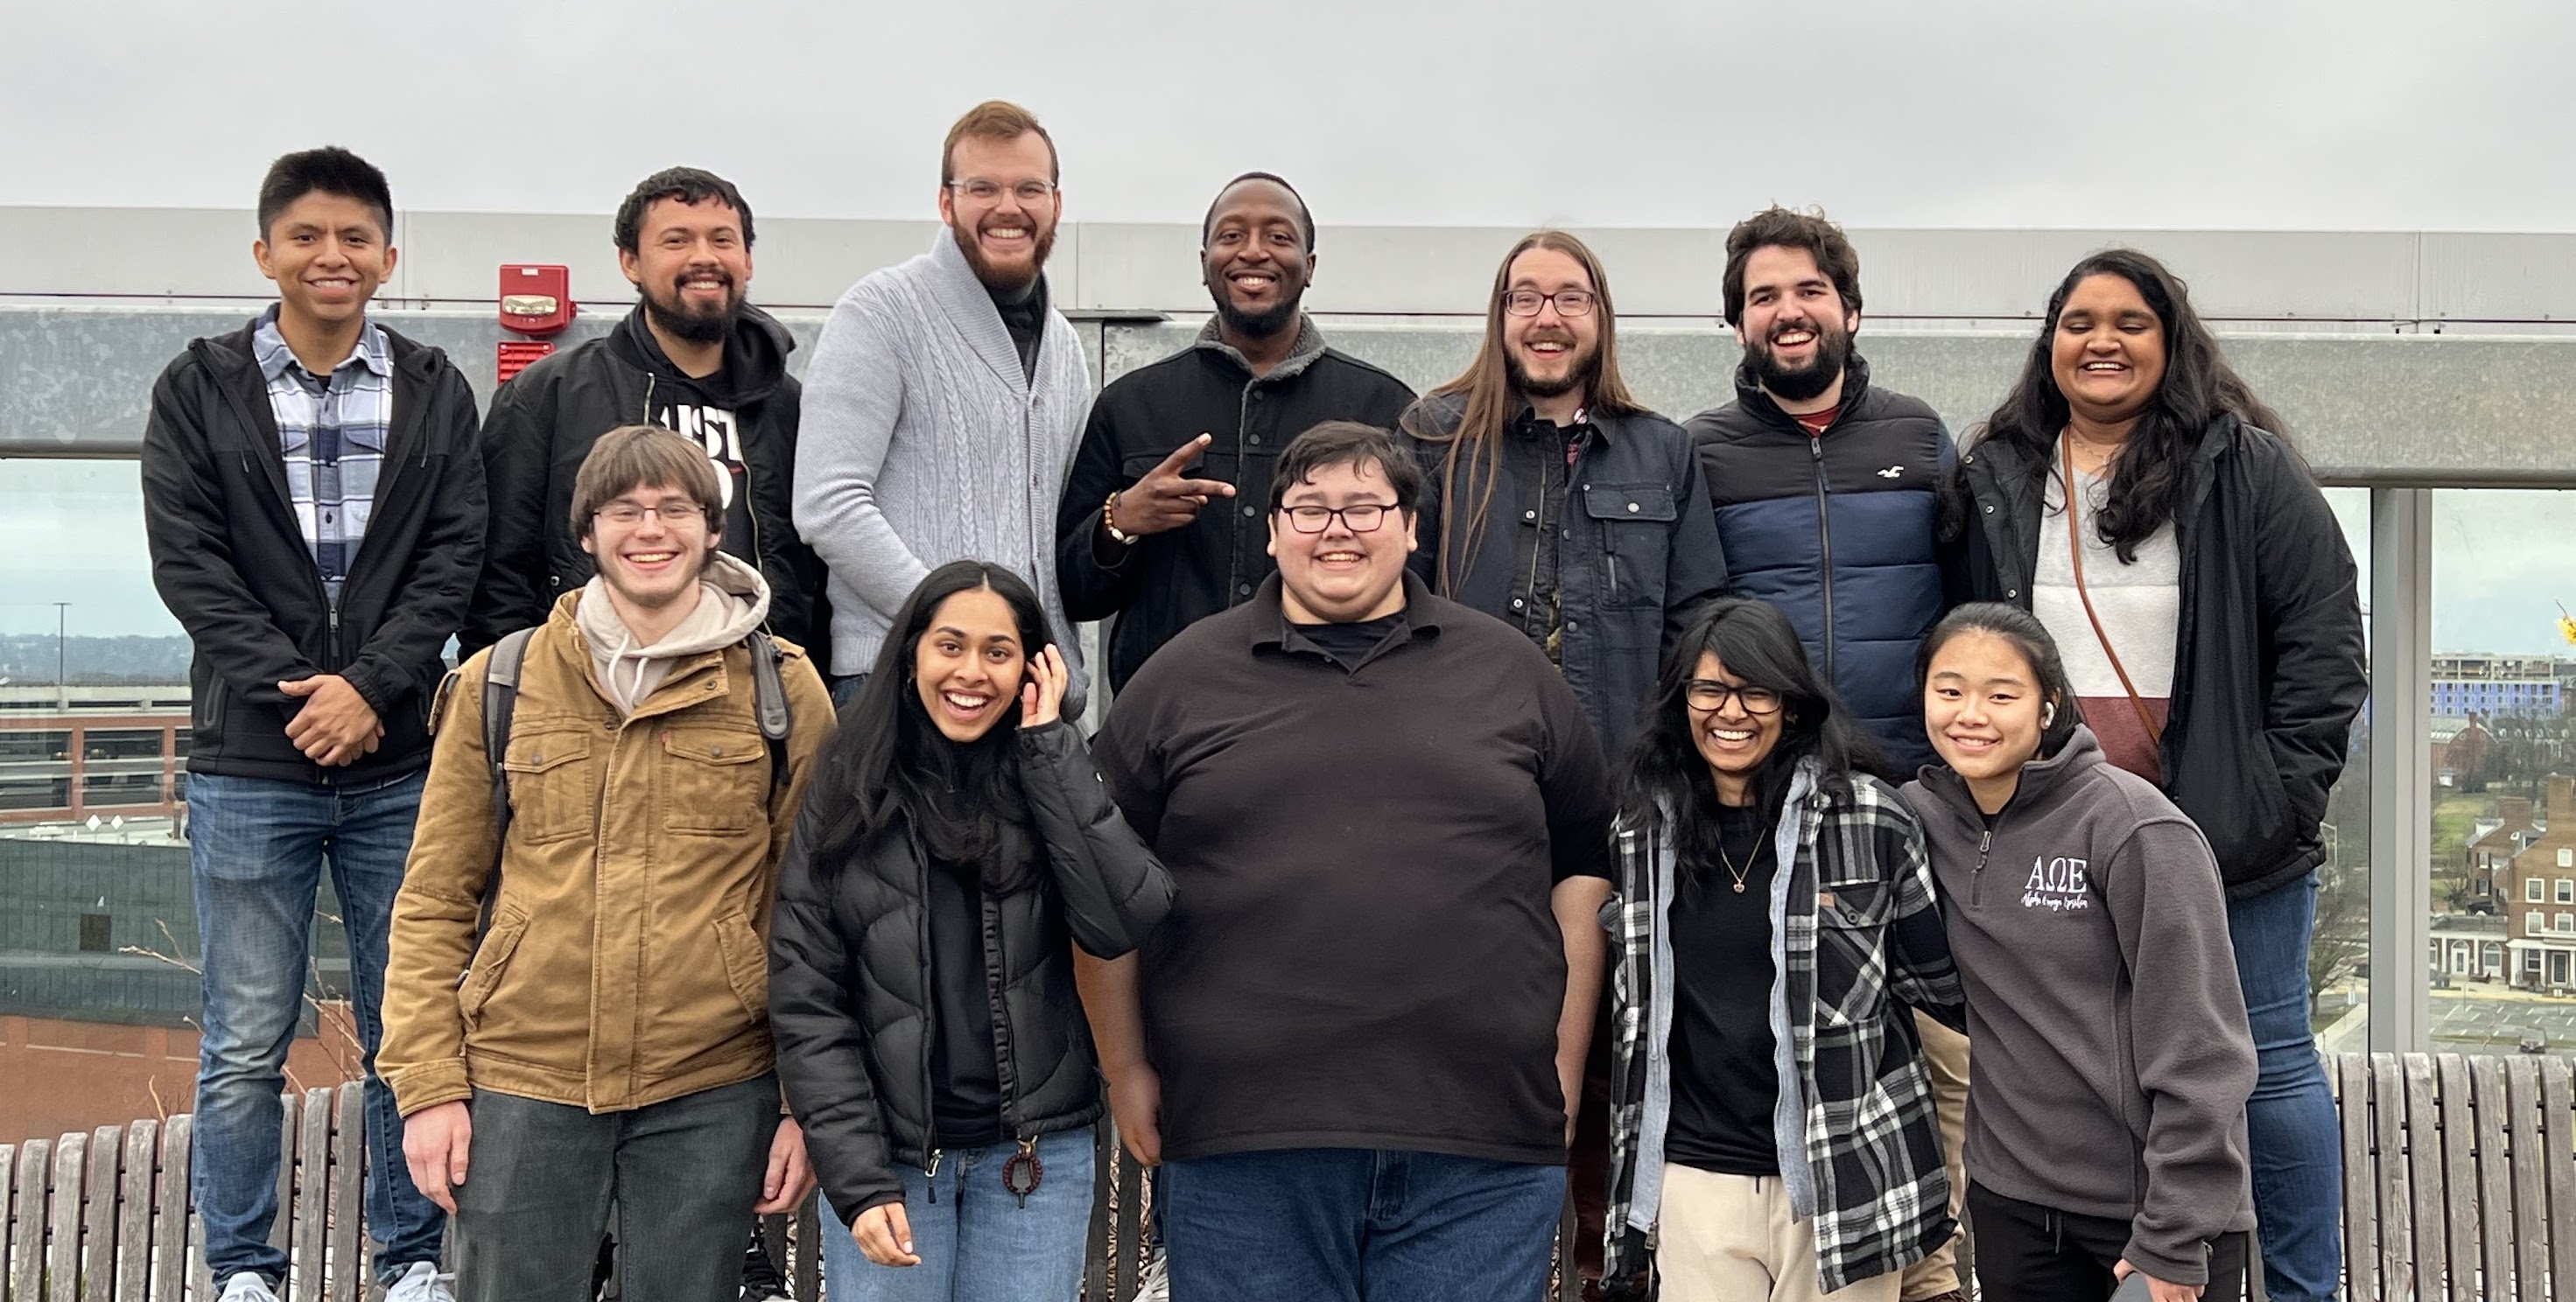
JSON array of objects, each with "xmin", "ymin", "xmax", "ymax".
[
  {"xmin": 1277, "ymin": 502, "xmax": 1397, "ymax": 534},
  {"xmin": 1502, "ymin": 288, "xmax": 1597, "ymax": 318},
  {"xmin": 1685, "ymin": 680, "xmax": 1783, "ymax": 715}
]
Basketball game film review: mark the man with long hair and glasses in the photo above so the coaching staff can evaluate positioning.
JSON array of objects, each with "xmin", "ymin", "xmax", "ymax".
[
  {"xmin": 797, "ymin": 100, "xmax": 1091, "ymax": 709},
  {"xmin": 1398, "ymin": 230, "xmax": 1724, "ymax": 1298},
  {"xmin": 1082, "ymin": 422, "xmax": 1614, "ymax": 1302}
]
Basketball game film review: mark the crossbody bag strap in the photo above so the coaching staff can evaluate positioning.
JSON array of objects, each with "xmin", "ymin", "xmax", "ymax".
[{"xmin": 2059, "ymin": 436, "xmax": 2165, "ymax": 745}]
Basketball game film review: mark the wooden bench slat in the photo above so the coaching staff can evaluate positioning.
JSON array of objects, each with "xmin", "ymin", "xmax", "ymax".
[
  {"xmin": 1084, "ymin": 1121, "xmax": 1113, "ymax": 1302},
  {"xmin": 2403, "ymin": 1054, "xmax": 2448, "ymax": 1298},
  {"xmin": 15, "ymin": 1139, "xmax": 52, "ymax": 1302},
  {"xmin": 81, "ymin": 1125, "xmax": 121, "ymax": 1302},
  {"xmin": 292, "ymin": 1088, "xmax": 331, "ymax": 1302},
  {"xmin": 2540, "ymin": 1058, "xmax": 2575, "ymax": 1302},
  {"xmin": 2428, "ymin": 1054, "xmax": 2477, "ymax": 1302},
  {"xmin": 1, "ymin": 1141, "xmax": 17, "ymax": 1302},
  {"xmin": 328, "ymin": 1083, "xmax": 364, "ymax": 1302},
  {"xmin": 49, "ymin": 1131, "xmax": 88, "ymax": 1302},
  {"xmin": 790, "ymin": 1189, "xmax": 821, "ymax": 1302},
  {"xmin": 154, "ymin": 1115, "xmax": 191, "ymax": 1302},
  {"xmin": 2467, "ymin": 1056, "xmax": 2517, "ymax": 1302},
  {"xmin": 2334, "ymin": 1054, "xmax": 2378, "ymax": 1302},
  {"xmin": 2504, "ymin": 1057, "xmax": 2550, "ymax": 1302},
  {"xmin": 119, "ymin": 1122, "xmax": 158, "ymax": 1302},
  {"xmin": 269, "ymin": 1089, "xmax": 301, "ymax": 1259},
  {"xmin": 2371, "ymin": 1056, "xmax": 2414, "ymax": 1294},
  {"xmin": 1113, "ymin": 1145, "xmax": 1146, "ymax": 1302}
]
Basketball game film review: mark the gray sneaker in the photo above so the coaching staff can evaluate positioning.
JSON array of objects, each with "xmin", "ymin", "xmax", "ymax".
[
  {"xmin": 218, "ymin": 1274, "xmax": 279, "ymax": 1302},
  {"xmin": 383, "ymin": 1261, "xmax": 457, "ymax": 1302}
]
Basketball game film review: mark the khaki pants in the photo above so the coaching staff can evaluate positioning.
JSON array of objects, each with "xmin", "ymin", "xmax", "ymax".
[
  {"xmin": 1898, "ymin": 1012, "xmax": 1972, "ymax": 1300},
  {"xmin": 1656, "ymin": 1164, "xmax": 1903, "ymax": 1302}
]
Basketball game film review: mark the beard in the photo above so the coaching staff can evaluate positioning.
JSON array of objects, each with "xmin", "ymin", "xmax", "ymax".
[
  {"xmin": 1748, "ymin": 319, "xmax": 1852, "ymax": 403},
  {"xmin": 1210, "ymin": 281, "xmax": 1303, "ymax": 340},
  {"xmin": 952, "ymin": 215, "xmax": 1058, "ymax": 292},
  {"xmin": 1506, "ymin": 336, "xmax": 1597, "ymax": 402},
  {"xmin": 641, "ymin": 278, "xmax": 739, "ymax": 346}
]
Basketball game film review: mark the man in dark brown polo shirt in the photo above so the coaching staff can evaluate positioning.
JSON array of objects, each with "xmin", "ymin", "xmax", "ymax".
[{"xmin": 1079, "ymin": 421, "xmax": 1613, "ymax": 1302}]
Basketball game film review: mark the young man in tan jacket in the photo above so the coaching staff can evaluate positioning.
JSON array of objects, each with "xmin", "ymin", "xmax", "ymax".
[{"xmin": 380, "ymin": 425, "xmax": 834, "ymax": 1302}]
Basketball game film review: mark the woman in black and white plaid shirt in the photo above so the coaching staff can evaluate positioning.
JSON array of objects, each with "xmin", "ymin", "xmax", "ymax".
[{"xmin": 1602, "ymin": 597, "xmax": 1968, "ymax": 1301}]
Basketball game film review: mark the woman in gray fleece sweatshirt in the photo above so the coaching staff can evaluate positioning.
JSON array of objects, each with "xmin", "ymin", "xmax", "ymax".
[{"xmin": 1898, "ymin": 603, "xmax": 2257, "ymax": 1302}]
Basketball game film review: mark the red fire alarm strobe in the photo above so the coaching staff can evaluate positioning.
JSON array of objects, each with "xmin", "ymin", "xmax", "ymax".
[{"xmin": 498, "ymin": 263, "xmax": 576, "ymax": 384}]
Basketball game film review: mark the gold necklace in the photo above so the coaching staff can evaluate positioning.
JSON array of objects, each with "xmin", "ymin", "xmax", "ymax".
[{"xmin": 1715, "ymin": 817, "xmax": 1770, "ymax": 894}]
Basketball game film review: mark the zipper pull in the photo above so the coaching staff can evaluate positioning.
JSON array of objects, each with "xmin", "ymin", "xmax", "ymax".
[
  {"xmin": 1973, "ymin": 828, "xmax": 1992, "ymax": 906},
  {"xmin": 924, "ymin": 1148, "xmax": 943, "ymax": 1204}
]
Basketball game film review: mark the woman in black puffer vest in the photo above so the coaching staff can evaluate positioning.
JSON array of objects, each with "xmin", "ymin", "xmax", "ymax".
[{"xmin": 769, "ymin": 559, "xmax": 1173, "ymax": 1302}]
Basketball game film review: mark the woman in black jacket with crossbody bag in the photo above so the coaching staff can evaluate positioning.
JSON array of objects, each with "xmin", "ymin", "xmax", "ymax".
[
  {"xmin": 1942, "ymin": 248, "xmax": 2365, "ymax": 1302},
  {"xmin": 769, "ymin": 559, "xmax": 1174, "ymax": 1302}
]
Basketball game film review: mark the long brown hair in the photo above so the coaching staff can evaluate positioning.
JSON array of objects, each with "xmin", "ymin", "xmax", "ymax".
[{"xmin": 1400, "ymin": 230, "xmax": 1645, "ymax": 592}]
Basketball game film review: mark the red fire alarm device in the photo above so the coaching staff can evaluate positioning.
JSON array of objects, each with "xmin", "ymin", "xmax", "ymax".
[
  {"xmin": 499, "ymin": 263, "xmax": 575, "ymax": 336},
  {"xmin": 496, "ymin": 340, "xmax": 555, "ymax": 384}
]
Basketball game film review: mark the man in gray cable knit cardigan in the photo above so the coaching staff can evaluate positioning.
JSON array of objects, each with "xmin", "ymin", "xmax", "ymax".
[{"xmin": 794, "ymin": 99, "xmax": 1091, "ymax": 707}]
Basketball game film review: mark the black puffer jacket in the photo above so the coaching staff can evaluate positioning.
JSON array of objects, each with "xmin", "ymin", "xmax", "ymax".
[
  {"xmin": 769, "ymin": 721, "xmax": 1175, "ymax": 1221},
  {"xmin": 1944, "ymin": 413, "xmax": 2366, "ymax": 899}
]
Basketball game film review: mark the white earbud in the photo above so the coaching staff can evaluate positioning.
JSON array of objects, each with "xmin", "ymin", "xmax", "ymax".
[{"xmin": 2041, "ymin": 702, "xmax": 2058, "ymax": 727}]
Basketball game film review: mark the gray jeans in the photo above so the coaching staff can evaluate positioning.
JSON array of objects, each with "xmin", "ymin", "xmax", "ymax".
[{"xmin": 452, "ymin": 1074, "xmax": 782, "ymax": 1302}]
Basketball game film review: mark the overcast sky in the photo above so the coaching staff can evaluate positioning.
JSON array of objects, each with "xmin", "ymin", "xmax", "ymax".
[
  {"xmin": 11, "ymin": 1, "xmax": 2576, "ymax": 232},
  {"xmin": 7, "ymin": 3, "xmax": 2575, "ymax": 657}
]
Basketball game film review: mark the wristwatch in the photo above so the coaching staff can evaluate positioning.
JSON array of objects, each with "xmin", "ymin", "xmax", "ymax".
[{"xmin": 1102, "ymin": 490, "xmax": 1139, "ymax": 546}]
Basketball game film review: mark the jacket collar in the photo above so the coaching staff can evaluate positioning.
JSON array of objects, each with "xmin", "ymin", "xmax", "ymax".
[
  {"xmin": 1192, "ymin": 314, "xmax": 1330, "ymax": 383},
  {"xmin": 1730, "ymin": 352, "xmax": 1874, "ymax": 432},
  {"xmin": 608, "ymin": 302, "xmax": 795, "ymax": 402},
  {"xmin": 925, "ymin": 229, "xmax": 1045, "ymax": 396},
  {"xmin": 1913, "ymin": 724, "xmax": 2108, "ymax": 827}
]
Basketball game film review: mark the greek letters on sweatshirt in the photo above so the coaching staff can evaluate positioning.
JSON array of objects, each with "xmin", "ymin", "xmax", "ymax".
[{"xmin": 1899, "ymin": 727, "xmax": 2256, "ymax": 1286}]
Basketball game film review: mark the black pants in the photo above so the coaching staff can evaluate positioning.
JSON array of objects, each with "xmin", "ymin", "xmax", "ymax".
[
  {"xmin": 1968, "ymin": 1183, "xmax": 2247, "ymax": 1302},
  {"xmin": 452, "ymin": 1075, "xmax": 782, "ymax": 1302}
]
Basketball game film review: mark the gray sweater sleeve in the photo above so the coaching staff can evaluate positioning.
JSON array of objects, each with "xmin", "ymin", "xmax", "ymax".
[
  {"xmin": 2102, "ymin": 816, "xmax": 2258, "ymax": 1284},
  {"xmin": 792, "ymin": 285, "xmax": 934, "ymax": 621}
]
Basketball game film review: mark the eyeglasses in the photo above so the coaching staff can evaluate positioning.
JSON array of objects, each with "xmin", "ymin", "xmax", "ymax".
[
  {"xmin": 1502, "ymin": 288, "xmax": 1597, "ymax": 318},
  {"xmin": 948, "ymin": 178, "xmax": 1057, "ymax": 205},
  {"xmin": 594, "ymin": 501, "xmax": 706, "ymax": 526},
  {"xmin": 1277, "ymin": 502, "xmax": 1398, "ymax": 534},
  {"xmin": 1684, "ymin": 680, "xmax": 1783, "ymax": 715}
]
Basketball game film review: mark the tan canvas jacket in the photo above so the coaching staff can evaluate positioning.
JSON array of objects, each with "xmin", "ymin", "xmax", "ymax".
[{"xmin": 380, "ymin": 592, "xmax": 832, "ymax": 1116}]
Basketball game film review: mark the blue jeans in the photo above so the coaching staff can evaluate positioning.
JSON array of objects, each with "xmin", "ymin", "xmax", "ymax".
[
  {"xmin": 2227, "ymin": 872, "xmax": 2341, "ymax": 1302},
  {"xmin": 1162, "ymin": 1148, "xmax": 1567, "ymax": 1302},
  {"xmin": 820, "ymin": 1129, "xmax": 1095, "ymax": 1302},
  {"xmin": 187, "ymin": 768, "xmax": 446, "ymax": 1287}
]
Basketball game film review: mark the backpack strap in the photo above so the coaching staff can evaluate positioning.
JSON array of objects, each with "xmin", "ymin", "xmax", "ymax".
[
  {"xmin": 474, "ymin": 628, "xmax": 537, "ymax": 947},
  {"xmin": 747, "ymin": 630, "xmax": 791, "ymax": 796}
]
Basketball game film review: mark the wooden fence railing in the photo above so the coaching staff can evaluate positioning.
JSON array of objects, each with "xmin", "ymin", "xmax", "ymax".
[{"xmin": 4, "ymin": 1052, "xmax": 2571, "ymax": 1300}]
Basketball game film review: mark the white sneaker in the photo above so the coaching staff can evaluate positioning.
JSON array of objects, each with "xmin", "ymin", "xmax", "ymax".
[
  {"xmin": 218, "ymin": 1274, "xmax": 279, "ymax": 1302},
  {"xmin": 383, "ymin": 1260, "xmax": 457, "ymax": 1302}
]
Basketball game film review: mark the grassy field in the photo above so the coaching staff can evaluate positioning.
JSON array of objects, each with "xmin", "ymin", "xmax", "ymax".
[{"xmin": 2432, "ymin": 790, "xmax": 2496, "ymax": 905}]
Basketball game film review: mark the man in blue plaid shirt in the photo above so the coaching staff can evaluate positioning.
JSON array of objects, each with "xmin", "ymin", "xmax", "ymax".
[{"xmin": 142, "ymin": 147, "xmax": 484, "ymax": 1302}]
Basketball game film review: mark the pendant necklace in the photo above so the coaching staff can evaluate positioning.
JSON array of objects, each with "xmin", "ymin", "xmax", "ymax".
[{"xmin": 1716, "ymin": 834, "xmax": 1757, "ymax": 893}]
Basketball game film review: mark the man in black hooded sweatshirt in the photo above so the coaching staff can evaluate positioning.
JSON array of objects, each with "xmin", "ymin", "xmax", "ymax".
[{"xmin": 466, "ymin": 166, "xmax": 823, "ymax": 655}]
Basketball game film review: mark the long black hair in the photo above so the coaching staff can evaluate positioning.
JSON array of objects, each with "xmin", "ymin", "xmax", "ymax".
[
  {"xmin": 807, "ymin": 560, "xmax": 1050, "ymax": 894},
  {"xmin": 1974, "ymin": 248, "xmax": 2291, "ymax": 563},
  {"xmin": 1617, "ymin": 598, "xmax": 1867, "ymax": 891},
  {"xmin": 1914, "ymin": 602, "xmax": 2083, "ymax": 764}
]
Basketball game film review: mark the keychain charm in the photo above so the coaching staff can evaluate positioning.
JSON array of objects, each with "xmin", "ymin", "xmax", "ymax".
[{"xmin": 1002, "ymin": 1138, "xmax": 1042, "ymax": 1208}]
